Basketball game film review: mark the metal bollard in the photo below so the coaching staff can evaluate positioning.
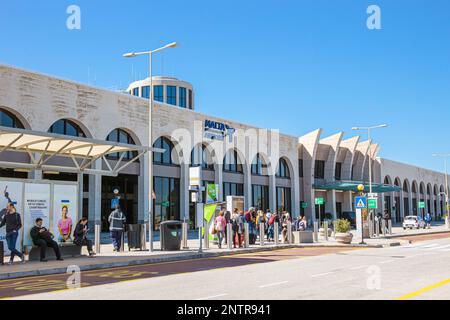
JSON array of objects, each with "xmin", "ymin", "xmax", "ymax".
[
  {"xmin": 381, "ymin": 219, "xmax": 386, "ymax": 236},
  {"xmin": 375, "ymin": 220, "xmax": 379, "ymax": 238},
  {"xmin": 120, "ymin": 231, "xmax": 125, "ymax": 252},
  {"xmin": 388, "ymin": 220, "xmax": 392, "ymax": 235},
  {"xmin": 259, "ymin": 223, "xmax": 265, "ymax": 246},
  {"xmin": 182, "ymin": 222, "xmax": 189, "ymax": 249},
  {"xmin": 244, "ymin": 223, "xmax": 250, "ymax": 248},
  {"xmin": 313, "ymin": 221, "xmax": 319, "ymax": 242},
  {"xmin": 227, "ymin": 223, "xmax": 233, "ymax": 250},
  {"xmin": 324, "ymin": 221, "xmax": 329, "ymax": 241},
  {"xmin": 204, "ymin": 220, "xmax": 209, "ymax": 249},
  {"xmin": 274, "ymin": 222, "xmax": 279, "ymax": 245},
  {"xmin": 95, "ymin": 224, "xmax": 101, "ymax": 253},
  {"xmin": 141, "ymin": 224, "xmax": 147, "ymax": 250}
]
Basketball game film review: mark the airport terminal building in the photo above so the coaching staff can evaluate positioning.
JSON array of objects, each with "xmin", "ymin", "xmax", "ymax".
[{"xmin": 0, "ymin": 64, "xmax": 448, "ymax": 230}]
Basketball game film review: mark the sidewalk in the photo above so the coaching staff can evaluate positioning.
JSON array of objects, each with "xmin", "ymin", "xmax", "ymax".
[{"xmin": 0, "ymin": 234, "xmax": 403, "ymax": 280}]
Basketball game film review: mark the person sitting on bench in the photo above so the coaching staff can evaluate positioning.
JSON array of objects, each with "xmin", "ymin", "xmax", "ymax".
[{"xmin": 30, "ymin": 218, "xmax": 63, "ymax": 262}]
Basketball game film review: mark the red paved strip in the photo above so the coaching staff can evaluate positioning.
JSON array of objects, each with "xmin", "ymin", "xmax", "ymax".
[{"xmin": 0, "ymin": 247, "xmax": 357, "ymax": 299}]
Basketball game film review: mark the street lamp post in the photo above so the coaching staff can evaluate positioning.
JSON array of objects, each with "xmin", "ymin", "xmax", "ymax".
[
  {"xmin": 432, "ymin": 154, "xmax": 450, "ymax": 224},
  {"xmin": 352, "ymin": 124, "xmax": 388, "ymax": 242},
  {"xmin": 123, "ymin": 42, "xmax": 177, "ymax": 252}
]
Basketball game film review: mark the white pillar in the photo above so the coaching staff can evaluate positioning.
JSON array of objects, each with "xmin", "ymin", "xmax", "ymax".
[
  {"xmin": 269, "ymin": 174, "xmax": 276, "ymax": 212},
  {"xmin": 326, "ymin": 190, "xmax": 337, "ymax": 220},
  {"xmin": 215, "ymin": 164, "xmax": 223, "ymax": 202},
  {"xmin": 77, "ymin": 173, "xmax": 84, "ymax": 221},
  {"xmin": 343, "ymin": 191, "xmax": 353, "ymax": 212},
  {"xmin": 180, "ymin": 163, "xmax": 189, "ymax": 221},
  {"xmin": 244, "ymin": 164, "xmax": 252, "ymax": 209}
]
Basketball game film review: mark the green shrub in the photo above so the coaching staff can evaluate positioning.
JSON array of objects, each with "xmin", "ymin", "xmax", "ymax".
[{"xmin": 334, "ymin": 219, "xmax": 351, "ymax": 233}]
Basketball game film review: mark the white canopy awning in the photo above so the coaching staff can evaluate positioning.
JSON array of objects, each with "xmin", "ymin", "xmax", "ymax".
[{"xmin": 0, "ymin": 126, "xmax": 161, "ymax": 176}]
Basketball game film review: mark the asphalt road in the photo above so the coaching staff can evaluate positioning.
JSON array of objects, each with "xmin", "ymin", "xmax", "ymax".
[{"xmin": 6, "ymin": 234, "xmax": 450, "ymax": 300}]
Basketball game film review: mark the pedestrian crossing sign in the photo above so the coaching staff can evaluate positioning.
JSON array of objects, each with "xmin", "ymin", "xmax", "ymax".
[{"xmin": 355, "ymin": 196, "xmax": 367, "ymax": 209}]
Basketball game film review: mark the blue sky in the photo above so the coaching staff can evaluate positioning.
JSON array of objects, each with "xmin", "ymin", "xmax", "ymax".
[{"xmin": 1, "ymin": 0, "xmax": 449, "ymax": 172}]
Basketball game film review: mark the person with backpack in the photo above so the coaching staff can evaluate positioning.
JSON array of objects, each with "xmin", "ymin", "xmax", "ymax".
[
  {"xmin": 108, "ymin": 204, "xmax": 126, "ymax": 252},
  {"xmin": 236, "ymin": 210, "xmax": 246, "ymax": 248},
  {"xmin": 230, "ymin": 208, "xmax": 240, "ymax": 248},
  {"xmin": 255, "ymin": 210, "xmax": 266, "ymax": 243},
  {"xmin": 267, "ymin": 212, "xmax": 278, "ymax": 242},
  {"xmin": 425, "ymin": 213, "xmax": 432, "ymax": 229},
  {"xmin": 0, "ymin": 202, "xmax": 25, "ymax": 264},
  {"xmin": 214, "ymin": 210, "xmax": 227, "ymax": 249}
]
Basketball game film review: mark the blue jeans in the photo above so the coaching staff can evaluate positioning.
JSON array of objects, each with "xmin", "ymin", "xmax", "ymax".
[
  {"xmin": 110, "ymin": 230, "xmax": 123, "ymax": 250},
  {"xmin": 267, "ymin": 225, "xmax": 274, "ymax": 240},
  {"xmin": 6, "ymin": 231, "xmax": 23, "ymax": 261}
]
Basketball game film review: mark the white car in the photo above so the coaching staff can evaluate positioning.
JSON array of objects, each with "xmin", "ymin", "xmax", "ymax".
[{"xmin": 403, "ymin": 216, "xmax": 425, "ymax": 230}]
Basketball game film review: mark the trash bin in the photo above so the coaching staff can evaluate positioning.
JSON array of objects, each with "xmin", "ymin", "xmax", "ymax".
[
  {"xmin": 127, "ymin": 224, "xmax": 145, "ymax": 251},
  {"xmin": 160, "ymin": 220, "xmax": 182, "ymax": 251}
]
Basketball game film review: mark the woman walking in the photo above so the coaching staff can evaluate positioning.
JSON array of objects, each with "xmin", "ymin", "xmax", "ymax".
[
  {"xmin": 0, "ymin": 202, "xmax": 25, "ymax": 264},
  {"xmin": 214, "ymin": 210, "xmax": 227, "ymax": 249}
]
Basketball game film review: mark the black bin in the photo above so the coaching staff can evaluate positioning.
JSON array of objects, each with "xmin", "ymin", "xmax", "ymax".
[
  {"xmin": 127, "ymin": 224, "xmax": 144, "ymax": 250},
  {"xmin": 160, "ymin": 220, "xmax": 182, "ymax": 251}
]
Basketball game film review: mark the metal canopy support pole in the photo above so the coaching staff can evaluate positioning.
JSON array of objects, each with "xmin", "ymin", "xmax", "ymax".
[
  {"xmin": 148, "ymin": 51, "xmax": 154, "ymax": 252},
  {"xmin": 324, "ymin": 220, "xmax": 328, "ymax": 242},
  {"xmin": 244, "ymin": 223, "xmax": 249, "ymax": 248}
]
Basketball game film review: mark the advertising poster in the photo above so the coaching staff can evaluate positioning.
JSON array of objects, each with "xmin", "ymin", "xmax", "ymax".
[
  {"xmin": 52, "ymin": 184, "xmax": 78, "ymax": 243},
  {"xmin": 23, "ymin": 183, "xmax": 50, "ymax": 246},
  {"xmin": 206, "ymin": 184, "xmax": 219, "ymax": 204},
  {"xmin": 0, "ymin": 180, "xmax": 24, "ymax": 255}
]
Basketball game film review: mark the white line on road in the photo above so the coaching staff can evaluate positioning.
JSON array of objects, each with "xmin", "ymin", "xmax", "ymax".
[
  {"xmin": 196, "ymin": 293, "xmax": 228, "ymax": 300},
  {"xmin": 429, "ymin": 244, "xmax": 450, "ymax": 250},
  {"xmin": 349, "ymin": 265, "xmax": 367, "ymax": 271},
  {"xmin": 379, "ymin": 260, "xmax": 396, "ymax": 264},
  {"xmin": 417, "ymin": 243, "xmax": 440, "ymax": 249},
  {"xmin": 311, "ymin": 272, "xmax": 336, "ymax": 278},
  {"xmin": 259, "ymin": 281, "xmax": 289, "ymax": 288}
]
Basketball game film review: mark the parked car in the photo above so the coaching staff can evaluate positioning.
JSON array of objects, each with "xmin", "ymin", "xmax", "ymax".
[
  {"xmin": 339, "ymin": 212, "xmax": 356, "ymax": 228},
  {"xmin": 403, "ymin": 216, "xmax": 425, "ymax": 230}
]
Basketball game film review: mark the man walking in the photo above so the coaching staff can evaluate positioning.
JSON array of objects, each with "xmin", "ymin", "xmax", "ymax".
[
  {"xmin": 108, "ymin": 204, "xmax": 126, "ymax": 252},
  {"xmin": 30, "ymin": 218, "xmax": 63, "ymax": 262}
]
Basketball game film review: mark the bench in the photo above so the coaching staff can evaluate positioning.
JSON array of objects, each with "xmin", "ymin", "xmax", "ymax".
[
  {"xmin": 28, "ymin": 243, "xmax": 82, "ymax": 261},
  {"xmin": 292, "ymin": 231, "xmax": 314, "ymax": 244}
]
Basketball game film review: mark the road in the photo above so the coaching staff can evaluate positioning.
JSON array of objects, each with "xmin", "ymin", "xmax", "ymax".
[{"xmin": 4, "ymin": 233, "xmax": 450, "ymax": 300}]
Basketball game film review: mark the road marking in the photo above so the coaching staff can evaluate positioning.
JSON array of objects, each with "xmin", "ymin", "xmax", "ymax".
[
  {"xmin": 417, "ymin": 243, "xmax": 440, "ymax": 249},
  {"xmin": 349, "ymin": 265, "xmax": 367, "ymax": 271},
  {"xmin": 396, "ymin": 278, "xmax": 450, "ymax": 300},
  {"xmin": 429, "ymin": 244, "xmax": 450, "ymax": 250},
  {"xmin": 379, "ymin": 260, "xmax": 395, "ymax": 264},
  {"xmin": 311, "ymin": 272, "xmax": 336, "ymax": 278},
  {"xmin": 259, "ymin": 281, "xmax": 289, "ymax": 288},
  {"xmin": 196, "ymin": 293, "xmax": 228, "ymax": 300}
]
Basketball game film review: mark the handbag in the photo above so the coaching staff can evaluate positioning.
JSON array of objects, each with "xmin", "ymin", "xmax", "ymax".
[{"xmin": 210, "ymin": 222, "xmax": 217, "ymax": 235}]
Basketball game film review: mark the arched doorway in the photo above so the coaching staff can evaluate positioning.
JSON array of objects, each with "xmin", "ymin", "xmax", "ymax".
[
  {"xmin": 153, "ymin": 136, "xmax": 181, "ymax": 230},
  {"xmin": 251, "ymin": 153, "xmax": 270, "ymax": 212},
  {"xmin": 0, "ymin": 108, "xmax": 28, "ymax": 178},
  {"xmin": 276, "ymin": 157, "xmax": 292, "ymax": 214},
  {"xmin": 101, "ymin": 128, "xmax": 140, "ymax": 231}
]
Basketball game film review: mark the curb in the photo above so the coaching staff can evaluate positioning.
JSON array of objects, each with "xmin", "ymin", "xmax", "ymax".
[
  {"xmin": 0, "ymin": 242, "xmax": 397, "ymax": 280},
  {"xmin": 383, "ymin": 229, "xmax": 450, "ymax": 239}
]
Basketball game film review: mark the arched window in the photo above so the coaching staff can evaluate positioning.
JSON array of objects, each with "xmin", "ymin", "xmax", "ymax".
[
  {"xmin": 48, "ymin": 119, "xmax": 86, "ymax": 137},
  {"xmin": 106, "ymin": 129, "xmax": 138, "ymax": 161},
  {"xmin": 276, "ymin": 158, "xmax": 290, "ymax": 178},
  {"xmin": 403, "ymin": 181, "xmax": 409, "ymax": 192},
  {"xmin": 191, "ymin": 144, "xmax": 213, "ymax": 170},
  {"xmin": 251, "ymin": 154, "xmax": 267, "ymax": 176},
  {"xmin": 223, "ymin": 150, "xmax": 243, "ymax": 173},
  {"xmin": 412, "ymin": 182, "xmax": 417, "ymax": 193},
  {"xmin": 0, "ymin": 109, "xmax": 24, "ymax": 128},
  {"xmin": 153, "ymin": 137, "xmax": 177, "ymax": 166},
  {"xmin": 420, "ymin": 184, "xmax": 425, "ymax": 194},
  {"xmin": 384, "ymin": 176, "xmax": 391, "ymax": 185}
]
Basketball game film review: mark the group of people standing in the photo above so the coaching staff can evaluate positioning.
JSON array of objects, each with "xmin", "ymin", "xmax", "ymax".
[{"xmin": 213, "ymin": 207, "xmax": 309, "ymax": 248}]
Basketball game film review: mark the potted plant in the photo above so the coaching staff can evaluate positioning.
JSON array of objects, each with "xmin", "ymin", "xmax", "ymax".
[{"xmin": 334, "ymin": 219, "xmax": 353, "ymax": 244}]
